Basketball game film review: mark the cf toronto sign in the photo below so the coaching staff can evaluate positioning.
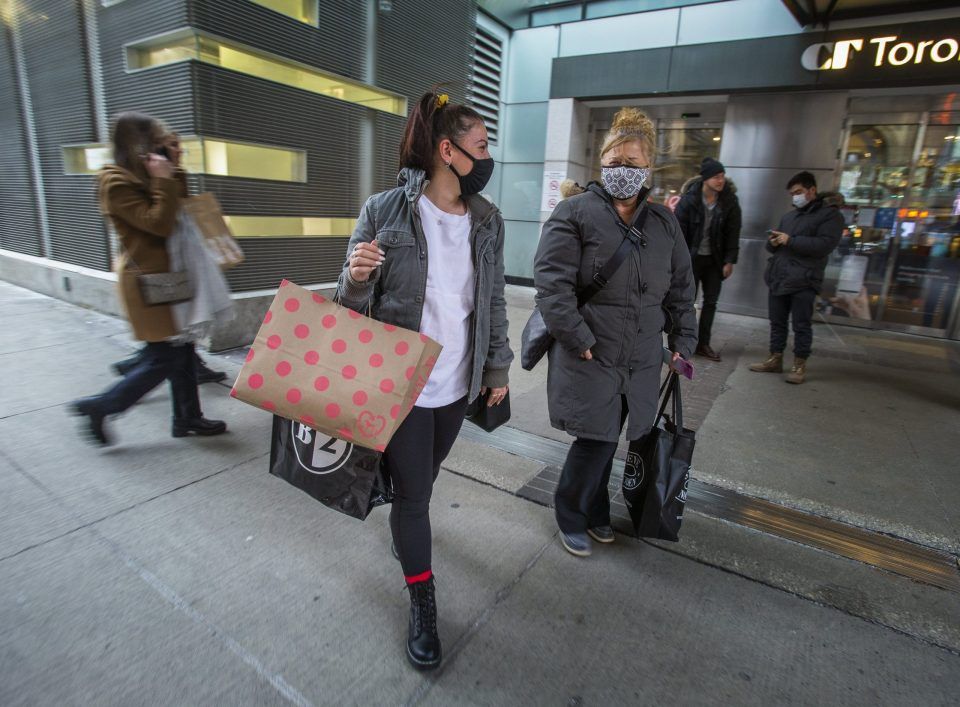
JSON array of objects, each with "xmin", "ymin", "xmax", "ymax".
[{"xmin": 802, "ymin": 35, "xmax": 960, "ymax": 71}]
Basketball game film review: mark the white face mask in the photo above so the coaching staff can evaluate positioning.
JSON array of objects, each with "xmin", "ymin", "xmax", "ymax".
[{"xmin": 792, "ymin": 193, "xmax": 810, "ymax": 209}]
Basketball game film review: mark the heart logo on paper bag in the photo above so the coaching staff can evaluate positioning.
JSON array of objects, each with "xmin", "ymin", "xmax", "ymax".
[{"xmin": 357, "ymin": 410, "xmax": 387, "ymax": 439}]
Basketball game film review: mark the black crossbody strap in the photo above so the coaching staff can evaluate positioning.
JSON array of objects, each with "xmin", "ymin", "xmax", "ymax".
[{"xmin": 577, "ymin": 189, "xmax": 651, "ymax": 306}]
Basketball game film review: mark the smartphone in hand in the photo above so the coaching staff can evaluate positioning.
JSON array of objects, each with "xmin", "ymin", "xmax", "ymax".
[{"xmin": 662, "ymin": 347, "xmax": 695, "ymax": 380}]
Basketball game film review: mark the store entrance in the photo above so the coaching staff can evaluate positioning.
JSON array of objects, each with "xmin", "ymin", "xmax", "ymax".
[{"xmin": 820, "ymin": 92, "xmax": 960, "ymax": 340}]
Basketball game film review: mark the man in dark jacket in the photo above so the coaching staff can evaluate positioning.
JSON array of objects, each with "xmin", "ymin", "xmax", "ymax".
[
  {"xmin": 750, "ymin": 171, "xmax": 844, "ymax": 384},
  {"xmin": 674, "ymin": 157, "xmax": 741, "ymax": 361}
]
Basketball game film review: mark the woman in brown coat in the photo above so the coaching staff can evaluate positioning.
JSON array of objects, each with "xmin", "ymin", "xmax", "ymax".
[{"xmin": 70, "ymin": 112, "xmax": 226, "ymax": 446}]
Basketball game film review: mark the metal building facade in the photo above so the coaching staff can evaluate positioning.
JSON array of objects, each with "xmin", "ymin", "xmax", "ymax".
[{"xmin": 1, "ymin": 0, "xmax": 477, "ymax": 292}]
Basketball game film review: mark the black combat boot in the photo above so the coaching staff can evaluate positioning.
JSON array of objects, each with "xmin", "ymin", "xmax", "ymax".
[{"xmin": 406, "ymin": 576, "xmax": 441, "ymax": 670}]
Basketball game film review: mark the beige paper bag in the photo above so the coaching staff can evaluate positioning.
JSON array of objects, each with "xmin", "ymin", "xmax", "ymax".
[{"xmin": 231, "ymin": 280, "xmax": 442, "ymax": 451}]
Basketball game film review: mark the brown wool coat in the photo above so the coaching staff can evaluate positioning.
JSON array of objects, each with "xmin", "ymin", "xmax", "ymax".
[{"xmin": 99, "ymin": 165, "xmax": 182, "ymax": 341}]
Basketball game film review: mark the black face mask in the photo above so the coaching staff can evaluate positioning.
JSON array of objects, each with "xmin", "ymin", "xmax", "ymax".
[{"xmin": 450, "ymin": 141, "xmax": 494, "ymax": 196}]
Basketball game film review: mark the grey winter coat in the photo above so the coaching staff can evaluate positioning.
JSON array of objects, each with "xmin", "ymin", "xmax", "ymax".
[
  {"xmin": 534, "ymin": 184, "xmax": 697, "ymax": 443},
  {"xmin": 336, "ymin": 168, "xmax": 513, "ymax": 404},
  {"xmin": 765, "ymin": 197, "xmax": 844, "ymax": 296}
]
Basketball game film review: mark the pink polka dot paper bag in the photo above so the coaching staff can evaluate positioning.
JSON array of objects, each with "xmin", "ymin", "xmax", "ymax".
[{"xmin": 231, "ymin": 280, "xmax": 443, "ymax": 451}]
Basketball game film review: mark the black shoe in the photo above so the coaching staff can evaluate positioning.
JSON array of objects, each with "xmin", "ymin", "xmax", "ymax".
[
  {"xmin": 196, "ymin": 362, "xmax": 228, "ymax": 384},
  {"xmin": 69, "ymin": 398, "xmax": 110, "ymax": 446},
  {"xmin": 587, "ymin": 525, "xmax": 615, "ymax": 544},
  {"xmin": 406, "ymin": 577, "xmax": 441, "ymax": 670},
  {"xmin": 559, "ymin": 531, "xmax": 592, "ymax": 557},
  {"xmin": 172, "ymin": 417, "xmax": 227, "ymax": 438},
  {"xmin": 695, "ymin": 344, "xmax": 721, "ymax": 362}
]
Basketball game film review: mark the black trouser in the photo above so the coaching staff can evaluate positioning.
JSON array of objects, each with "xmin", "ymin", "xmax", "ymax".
[
  {"xmin": 383, "ymin": 396, "xmax": 468, "ymax": 578},
  {"xmin": 692, "ymin": 254, "xmax": 723, "ymax": 348},
  {"xmin": 95, "ymin": 342, "xmax": 201, "ymax": 419},
  {"xmin": 116, "ymin": 346, "xmax": 207, "ymax": 376},
  {"xmin": 555, "ymin": 397, "xmax": 628, "ymax": 534},
  {"xmin": 768, "ymin": 288, "xmax": 817, "ymax": 358}
]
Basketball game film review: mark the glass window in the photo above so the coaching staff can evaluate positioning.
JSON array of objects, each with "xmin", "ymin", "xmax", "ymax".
[
  {"xmin": 839, "ymin": 124, "xmax": 918, "ymax": 209},
  {"xmin": 821, "ymin": 116, "xmax": 960, "ymax": 334},
  {"xmin": 530, "ymin": 6, "xmax": 582, "ymax": 27},
  {"xmin": 224, "ymin": 217, "xmax": 355, "ymax": 238},
  {"xmin": 126, "ymin": 32, "xmax": 406, "ymax": 116},
  {"xmin": 63, "ymin": 138, "xmax": 307, "ymax": 183},
  {"xmin": 585, "ymin": 0, "xmax": 716, "ymax": 19},
  {"xmin": 62, "ymin": 144, "xmax": 113, "ymax": 175},
  {"xmin": 499, "ymin": 163, "xmax": 544, "ymax": 222},
  {"xmin": 249, "ymin": 0, "xmax": 317, "ymax": 24}
]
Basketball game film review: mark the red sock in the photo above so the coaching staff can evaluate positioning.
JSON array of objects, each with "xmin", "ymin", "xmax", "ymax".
[{"xmin": 405, "ymin": 569, "xmax": 432, "ymax": 585}]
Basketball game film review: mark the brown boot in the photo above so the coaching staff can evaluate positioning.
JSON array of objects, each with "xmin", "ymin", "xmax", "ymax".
[
  {"xmin": 785, "ymin": 358, "xmax": 807, "ymax": 384},
  {"xmin": 749, "ymin": 352, "xmax": 783, "ymax": 373}
]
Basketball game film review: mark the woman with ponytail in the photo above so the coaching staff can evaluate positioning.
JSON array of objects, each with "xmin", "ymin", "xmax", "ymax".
[
  {"xmin": 533, "ymin": 107, "xmax": 697, "ymax": 557},
  {"xmin": 337, "ymin": 91, "xmax": 512, "ymax": 670}
]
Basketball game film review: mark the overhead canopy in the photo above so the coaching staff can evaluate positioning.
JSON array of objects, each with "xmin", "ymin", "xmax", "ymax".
[
  {"xmin": 481, "ymin": 1, "xmax": 958, "ymax": 30},
  {"xmin": 781, "ymin": 0, "xmax": 959, "ymax": 26}
]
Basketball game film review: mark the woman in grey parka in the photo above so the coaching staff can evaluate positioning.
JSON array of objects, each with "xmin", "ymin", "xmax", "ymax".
[{"xmin": 533, "ymin": 107, "xmax": 697, "ymax": 557}]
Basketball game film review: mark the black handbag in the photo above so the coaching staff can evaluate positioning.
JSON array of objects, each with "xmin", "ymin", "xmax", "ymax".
[
  {"xmin": 521, "ymin": 187, "xmax": 651, "ymax": 370},
  {"xmin": 621, "ymin": 372, "xmax": 696, "ymax": 541},
  {"xmin": 465, "ymin": 390, "xmax": 511, "ymax": 432},
  {"xmin": 268, "ymin": 416, "xmax": 392, "ymax": 520}
]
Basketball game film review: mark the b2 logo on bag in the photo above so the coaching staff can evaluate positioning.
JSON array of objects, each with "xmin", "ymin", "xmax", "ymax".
[
  {"xmin": 623, "ymin": 451, "xmax": 645, "ymax": 491},
  {"xmin": 291, "ymin": 421, "xmax": 353, "ymax": 474}
]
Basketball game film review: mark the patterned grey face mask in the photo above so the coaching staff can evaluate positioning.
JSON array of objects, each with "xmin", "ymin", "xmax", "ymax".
[{"xmin": 601, "ymin": 165, "xmax": 650, "ymax": 200}]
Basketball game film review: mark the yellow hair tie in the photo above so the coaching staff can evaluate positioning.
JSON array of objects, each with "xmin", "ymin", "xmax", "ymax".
[{"xmin": 435, "ymin": 93, "xmax": 449, "ymax": 109}]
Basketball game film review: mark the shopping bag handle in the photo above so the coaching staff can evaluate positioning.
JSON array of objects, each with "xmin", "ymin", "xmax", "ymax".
[{"xmin": 654, "ymin": 371, "xmax": 683, "ymax": 431}]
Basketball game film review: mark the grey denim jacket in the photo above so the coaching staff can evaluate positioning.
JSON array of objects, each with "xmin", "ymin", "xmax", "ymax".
[{"xmin": 336, "ymin": 168, "xmax": 513, "ymax": 403}]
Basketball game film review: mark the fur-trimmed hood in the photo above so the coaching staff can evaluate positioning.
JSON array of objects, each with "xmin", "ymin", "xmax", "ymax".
[{"xmin": 680, "ymin": 175, "xmax": 738, "ymax": 199}]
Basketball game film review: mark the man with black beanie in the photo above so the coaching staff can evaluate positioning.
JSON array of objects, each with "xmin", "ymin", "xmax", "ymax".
[{"xmin": 674, "ymin": 157, "xmax": 742, "ymax": 361}]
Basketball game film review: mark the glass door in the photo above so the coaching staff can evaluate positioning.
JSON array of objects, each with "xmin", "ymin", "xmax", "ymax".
[{"xmin": 821, "ymin": 113, "xmax": 960, "ymax": 339}]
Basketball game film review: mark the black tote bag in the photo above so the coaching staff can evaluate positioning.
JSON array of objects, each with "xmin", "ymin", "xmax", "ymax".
[
  {"xmin": 621, "ymin": 372, "xmax": 695, "ymax": 541},
  {"xmin": 269, "ymin": 416, "xmax": 392, "ymax": 520}
]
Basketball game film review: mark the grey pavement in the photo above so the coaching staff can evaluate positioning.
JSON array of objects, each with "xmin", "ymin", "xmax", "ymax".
[{"xmin": 1, "ymin": 280, "xmax": 959, "ymax": 706}]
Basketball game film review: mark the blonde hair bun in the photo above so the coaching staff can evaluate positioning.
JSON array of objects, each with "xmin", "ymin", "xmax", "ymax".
[
  {"xmin": 610, "ymin": 107, "xmax": 653, "ymax": 135},
  {"xmin": 600, "ymin": 106, "xmax": 657, "ymax": 162}
]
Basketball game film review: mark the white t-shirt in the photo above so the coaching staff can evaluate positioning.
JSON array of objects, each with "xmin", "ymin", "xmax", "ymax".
[{"xmin": 416, "ymin": 195, "xmax": 475, "ymax": 408}]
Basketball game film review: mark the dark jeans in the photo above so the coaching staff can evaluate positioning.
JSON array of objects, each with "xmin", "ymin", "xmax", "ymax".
[
  {"xmin": 383, "ymin": 396, "xmax": 469, "ymax": 578},
  {"xmin": 692, "ymin": 255, "xmax": 723, "ymax": 347},
  {"xmin": 768, "ymin": 288, "xmax": 817, "ymax": 358},
  {"xmin": 96, "ymin": 342, "xmax": 201, "ymax": 419},
  {"xmin": 555, "ymin": 397, "xmax": 628, "ymax": 534},
  {"xmin": 115, "ymin": 347, "xmax": 208, "ymax": 376}
]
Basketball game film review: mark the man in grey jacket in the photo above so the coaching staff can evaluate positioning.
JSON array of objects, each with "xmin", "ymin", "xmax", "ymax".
[{"xmin": 750, "ymin": 171, "xmax": 844, "ymax": 384}]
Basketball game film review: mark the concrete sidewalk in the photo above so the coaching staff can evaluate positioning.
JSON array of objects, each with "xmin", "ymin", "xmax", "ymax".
[
  {"xmin": 1, "ymin": 281, "xmax": 959, "ymax": 705},
  {"xmin": 474, "ymin": 286, "xmax": 960, "ymax": 554}
]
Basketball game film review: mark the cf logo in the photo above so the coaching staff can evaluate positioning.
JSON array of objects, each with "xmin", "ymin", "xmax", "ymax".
[{"xmin": 801, "ymin": 39, "xmax": 863, "ymax": 71}]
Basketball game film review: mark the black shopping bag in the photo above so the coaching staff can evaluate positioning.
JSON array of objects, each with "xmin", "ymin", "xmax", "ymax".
[
  {"xmin": 465, "ymin": 390, "xmax": 511, "ymax": 432},
  {"xmin": 269, "ymin": 416, "xmax": 392, "ymax": 520},
  {"xmin": 621, "ymin": 372, "xmax": 695, "ymax": 541}
]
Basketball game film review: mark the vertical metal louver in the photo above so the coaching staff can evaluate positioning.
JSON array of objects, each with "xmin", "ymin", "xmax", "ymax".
[{"xmin": 471, "ymin": 25, "xmax": 502, "ymax": 144}]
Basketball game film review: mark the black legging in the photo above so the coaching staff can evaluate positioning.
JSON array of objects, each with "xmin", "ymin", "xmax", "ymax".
[{"xmin": 383, "ymin": 396, "xmax": 468, "ymax": 579}]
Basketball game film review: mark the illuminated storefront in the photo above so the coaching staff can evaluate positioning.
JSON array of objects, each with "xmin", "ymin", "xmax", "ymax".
[{"xmin": 534, "ymin": 13, "xmax": 960, "ymax": 339}]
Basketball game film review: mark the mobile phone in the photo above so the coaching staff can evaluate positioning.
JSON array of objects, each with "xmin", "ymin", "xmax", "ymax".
[
  {"xmin": 662, "ymin": 347, "xmax": 695, "ymax": 380},
  {"xmin": 766, "ymin": 229, "xmax": 776, "ymax": 236},
  {"xmin": 154, "ymin": 145, "xmax": 170, "ymax": 160}
]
